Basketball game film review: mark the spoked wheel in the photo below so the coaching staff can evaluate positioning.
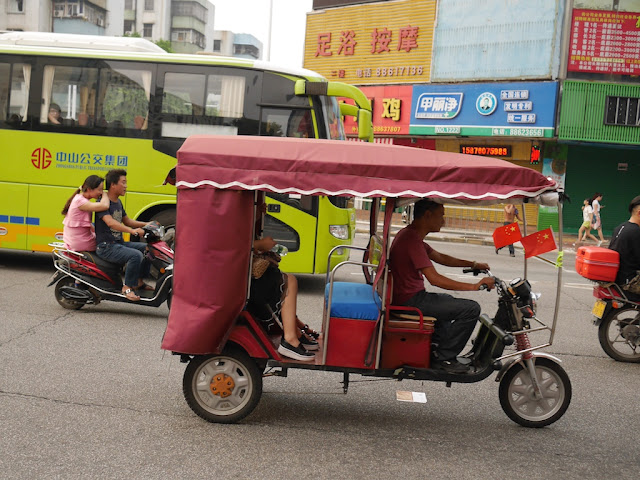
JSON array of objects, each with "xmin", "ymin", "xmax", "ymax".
[
  {"xmin": 499, "ymin": 357, "xmax": 571, "ymax": 428},
  {"xmin": 183, "ymin": 347, "xmax": 262, "ymax": 424},
  {"xmin": 598, "ymin": 307, "xmax": 640, "ymax": 362},
  {"xmin": 54, "ymin": 276, "xmax": 86, "ymax": 310}
]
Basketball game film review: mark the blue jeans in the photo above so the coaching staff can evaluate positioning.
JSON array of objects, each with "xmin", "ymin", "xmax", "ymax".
[
  {"xmin": 403, "ymin": 291, "xmax": 481, "ymax": 361},
  {"xmin": 96, "ymin": 241, "xmax": 149, "ymax": 288}
]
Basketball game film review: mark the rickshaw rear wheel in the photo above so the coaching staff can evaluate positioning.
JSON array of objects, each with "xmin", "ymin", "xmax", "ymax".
[
  {"xmin": 183, "ymin": 346, "xmax": 262, "ymax": 424},
  {"xmin": 498, "ymin": 357, "xmax": 571, "ymax": 428}
]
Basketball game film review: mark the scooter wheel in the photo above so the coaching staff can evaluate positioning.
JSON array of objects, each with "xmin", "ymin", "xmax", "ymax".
[
  {"xmin": 598, "ymin": 307, "xmax": 640, "ymax": 363},
  {"xmin": 54, "ymin": 277, "xmax": 85, "ymax": 310},
  {"xmin": 499, "ymin": 357, "xmax": 571, "ymax": 428},
  {"xmin": 182, "ymin": 346, "xmax": 262, "ymax": 424}
]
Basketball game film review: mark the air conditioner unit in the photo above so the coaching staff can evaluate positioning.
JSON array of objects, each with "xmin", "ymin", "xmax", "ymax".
[{"xmin": 54, "ymin": 10, "xmax": 63, "ymax": 17}]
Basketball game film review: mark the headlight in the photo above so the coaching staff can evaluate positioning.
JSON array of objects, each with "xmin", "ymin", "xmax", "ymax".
[{"xmin": 329, "ymin": 224, "xmax": 349, "ymax": 240}]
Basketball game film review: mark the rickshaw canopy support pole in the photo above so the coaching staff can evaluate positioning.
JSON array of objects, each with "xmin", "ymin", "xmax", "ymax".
[{"xmin": 342, "ymin": 372, "xmax": 349, "ymax": 394}]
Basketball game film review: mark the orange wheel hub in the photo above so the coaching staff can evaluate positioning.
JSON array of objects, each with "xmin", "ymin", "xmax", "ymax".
[{"xmin": 209, "ymin": 373, "xmax": 235, "ymax": 398}]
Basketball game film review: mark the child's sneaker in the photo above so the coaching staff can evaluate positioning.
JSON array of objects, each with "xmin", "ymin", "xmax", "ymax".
[{"xmin": 278, "ymin": 339, "xmax": 315, "ymax": 361}]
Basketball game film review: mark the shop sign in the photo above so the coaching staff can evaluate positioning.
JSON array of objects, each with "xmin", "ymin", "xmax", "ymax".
[
  {"xmin": 342, "ymin": 85, "xmax": 412, "ymax": 136},
  {"xmin": 304, "ymin": 0, "xmax": 436, "ymax": 84},
  {"xmin": 414, "ymin": 93, "xmax": 463, "ymax": 119},
  {"xmin": 568, "ymin": 9, "xmax": 640, "ymax": 76},
  {"xmin": 410, "ymin": 82, "xmax": 558, "ymax": 138}
]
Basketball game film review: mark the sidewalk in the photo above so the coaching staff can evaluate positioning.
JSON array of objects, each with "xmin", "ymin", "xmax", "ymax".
[{"xmin": 356, "ymin": 220, "xmax": 595, "ymax": 256}]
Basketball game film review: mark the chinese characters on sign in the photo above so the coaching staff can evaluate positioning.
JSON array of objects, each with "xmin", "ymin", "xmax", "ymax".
[
  {"xmin": 316, "ymin": 26, "xmax": 420, "ymax": 57},
  {"xmin": 414, "ymin": 93, "xmax": 463, "ymax": 119},
  {"xmin": 568, "ymin": 9, "xmax": 640, "ymax": 76},
  {"xmin": 342, "ymin": 85, "xmax": 412, "ymax": 135},
  {"xmin": 51, "ymin": 150, "xmax": 128, "ymax": 170}
]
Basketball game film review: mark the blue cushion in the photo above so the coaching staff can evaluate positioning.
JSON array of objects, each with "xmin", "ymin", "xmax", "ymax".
[{"xmin": 325, "ymin": 282, "xmax": 381, "ymax": 321}]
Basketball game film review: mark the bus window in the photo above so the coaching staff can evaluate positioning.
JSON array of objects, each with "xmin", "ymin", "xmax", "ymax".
[
  {"xmin": 97, "ymin": 64, "xmax": 151, "ymax": 135},
  {"xmin": 261, "ymin": 108, "xmax": 314, "ymax": 138},
  {"xmin": 205, "ymin": 74, "xmax": 245, "ymax": 118},
  {"xmin": 162, "ymin": 72, "xmax": 206, "ymax": 115},
  {"xmin": 320, "ymin": 96, "xmax": 345, "ymax": 140},
  {"xmin": 40, "ymin": 65, "xmax": 99, "ymax": 126},
  {"xmin": 0, "ymin": 62, "xmax": 30, "ymax": 124}
]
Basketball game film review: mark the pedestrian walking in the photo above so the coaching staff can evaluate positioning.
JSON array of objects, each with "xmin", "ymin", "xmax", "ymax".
[
  {"xmin": 578, "ymin": 198, "xmax": 598, "ymax": 244},
  {"xmin": 590, "ymin": 192, "xmax": 605, "ymax": 246},
  {"xmin": 496, "ymin": 203, "xmax": 522, "ymax": 257}
]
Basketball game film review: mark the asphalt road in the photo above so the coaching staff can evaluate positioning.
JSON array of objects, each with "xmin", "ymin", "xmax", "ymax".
[{"xmin": 1, "ymin": 234, "xmax": 638, "ymax": 480}]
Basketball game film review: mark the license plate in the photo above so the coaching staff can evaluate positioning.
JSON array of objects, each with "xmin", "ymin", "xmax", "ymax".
[{"xmin": 592, "ymin": 300, "xmax": 606, "ymax": 319}]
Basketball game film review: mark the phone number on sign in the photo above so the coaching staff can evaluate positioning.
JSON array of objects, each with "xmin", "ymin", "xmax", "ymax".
[
  {"xmin": 493, "ymin": 127, "xmax": 544, "ymax": 137},
  {"xmin": 356, "ymin": 66, "xmax": 425, "ymax": 78}
]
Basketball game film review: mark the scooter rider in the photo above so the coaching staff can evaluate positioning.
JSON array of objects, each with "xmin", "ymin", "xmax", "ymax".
[
  {"xmin": 609, "ymin": 195, "xmax": 640, "ymax": 301},
  {"xmin": 95, "ymin": 169, "xmax": 150, "ymax": 301},
  {"xmin": 389, "ymin": 199, "xmax": 495, "ymax": 374}
]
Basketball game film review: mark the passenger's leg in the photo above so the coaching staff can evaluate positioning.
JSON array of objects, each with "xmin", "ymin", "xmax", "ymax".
[{"xmin": 281, "ymin": 273, "xmax": 300, "ymax": 346}]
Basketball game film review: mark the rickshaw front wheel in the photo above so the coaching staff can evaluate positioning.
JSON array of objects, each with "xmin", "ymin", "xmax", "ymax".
[
  {"xmin": 498, "ymin": 357, "xmax": 571, "ymax": 428},
  {"xmin": 183, "ymin": 346, "xmax": 262, "ymax": 424}
]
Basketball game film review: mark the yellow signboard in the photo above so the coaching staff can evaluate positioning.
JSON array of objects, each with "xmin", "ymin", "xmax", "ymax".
[{"xmin": 304, "ymin": 0, "xmax": 436, "ymax": 85}]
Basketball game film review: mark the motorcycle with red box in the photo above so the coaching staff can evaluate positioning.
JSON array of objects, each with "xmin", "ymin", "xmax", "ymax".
[
  {"xmin": 163, "ymin": 135, "xmax": 571, "ymax": 428},
  {"xmin": 576, "ymin": 246, "xmax": 640, "ymax": 362}
]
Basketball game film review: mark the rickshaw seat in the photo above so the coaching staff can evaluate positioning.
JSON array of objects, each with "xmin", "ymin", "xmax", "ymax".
[{"xmin": 324, "ymin": 282, "xmax": 381, "ymax": 321}]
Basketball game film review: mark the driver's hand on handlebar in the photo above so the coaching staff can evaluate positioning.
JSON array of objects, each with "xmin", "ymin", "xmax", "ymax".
[
  {"xmin": 474, "ymin": 262, "xmax": 490, "ymax": 271},
  {"xmin": 476, "ymin": 277, "xmax": 495, "ymax": 291},
  {"xmin": 132, "ymin": 227, "xmax": 145, "ymax": 237},
  {"xmin": 254, "ymin": 236, "xmax": 277, "ymax": 252}
]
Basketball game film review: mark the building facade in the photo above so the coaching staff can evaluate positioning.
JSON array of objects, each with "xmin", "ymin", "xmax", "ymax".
[{"xmin": 213, "ymin": 30, "xmax": 263, "ymax": 60}]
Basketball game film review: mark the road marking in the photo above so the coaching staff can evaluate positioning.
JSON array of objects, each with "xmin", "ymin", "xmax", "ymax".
[{"xmin": 564, "ymin": 283, "xmax": 594, "ymax": 290}]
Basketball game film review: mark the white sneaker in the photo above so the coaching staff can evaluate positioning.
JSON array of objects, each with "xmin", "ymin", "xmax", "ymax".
[{"xmin": 597, "ymin": 241, "xmax": 603, "ymax": 247}]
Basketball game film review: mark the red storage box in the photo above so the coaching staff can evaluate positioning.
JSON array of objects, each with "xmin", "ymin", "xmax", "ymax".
[
  {"xmin": 325, "ymin": 317, "xmax": 377, "ymax": 369},
  {"xmin": 380, "ymin": 330, "xmax": 433, "ymax": 369},
  {"xmin": 575, "ymin": 246, "xmax": 619, "ymax": 282}
]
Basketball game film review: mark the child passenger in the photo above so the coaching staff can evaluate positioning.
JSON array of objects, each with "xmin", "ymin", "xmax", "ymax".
[{"xmin": 61, "ymin": 175, "xmax": 110, "ymax": 251}]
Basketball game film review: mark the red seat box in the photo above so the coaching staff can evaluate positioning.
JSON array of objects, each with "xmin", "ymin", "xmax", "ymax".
[
  {"xmin": 325, "ymin": 317, "xmax": 377, "ymax": 369},
  {"xmin": 575, "ymin": 246, "xmax": 619, "ymax": 282},
  {"xmin": 380, "ymin": 330, "xmax": 433, "ymax": 369}
]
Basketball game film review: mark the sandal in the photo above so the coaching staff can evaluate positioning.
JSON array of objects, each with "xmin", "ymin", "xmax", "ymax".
[
  {"xmin": 122, "ymin": 288, "xmax": 140, "ymax": 301},
  {"xmin": 134, "ymin": 282, "xmax": 154, "ymax": 292}
]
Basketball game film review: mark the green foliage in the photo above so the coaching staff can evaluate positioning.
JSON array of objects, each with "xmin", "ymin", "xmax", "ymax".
[{"xmin": 155, "ymin": 39, "xmax": 174, "ymax": 53}]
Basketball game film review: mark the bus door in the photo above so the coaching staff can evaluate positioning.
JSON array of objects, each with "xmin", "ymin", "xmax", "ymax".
[{"xmin": 264, "ymin": 194, "xmax": 318, "ymax": 274}]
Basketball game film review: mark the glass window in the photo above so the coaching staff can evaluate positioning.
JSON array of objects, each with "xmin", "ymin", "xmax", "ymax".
[
  {"xmin": 0, "ymin": 63, "xmax": 9, "ymax": 121},
  {"xmin": 162, "ymin": 72, "xmax": 205, "ymax": 115},
  {"xmin": 40, "ymin": 65, "xmax": 99, "ymax": 127},
  {"xmin": 124, "ymin": 0, "xmax": 133, "ymax": 9},
  {"xmin": 144, "ymin": 0, "xmax": 153, "ymax": 10},
  {"xmin": 205, "ymin": 74, "xmax": 245, "ymax": 118},
  {"xmin": 261, "ymin": 108, "xmax": 314, "ymax": 138},
  {"xmin": 7, "ymin": 0, "xmax": 24, "ymax": 13},
  {"xmin": 9, "ymin": 63, "xmax": 30, "ymax": 122},
  {"xmin": 320, "ymin": 96, "xmax": 345, "ymax": 140},
  {"xmin": 213, "ymin": 40, "xmax": 221, "ymax": 52},
  {"xmin": 143, "ymin": 23, "xmax": 153, "ymax": 37},
  {"xmin": 97, "ymin": 65, "xmax": 152, "ymax": 134}
]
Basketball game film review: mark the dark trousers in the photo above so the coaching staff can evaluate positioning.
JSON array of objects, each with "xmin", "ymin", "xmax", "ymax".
[{"xmin": 403, "ymin": 291, "xmax": 480, "ymax": 361}]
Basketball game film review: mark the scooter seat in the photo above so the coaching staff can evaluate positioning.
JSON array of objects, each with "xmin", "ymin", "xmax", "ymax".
[{"xmin": 79, "ymin": 251, "xmax": 122, "ymax": 280}]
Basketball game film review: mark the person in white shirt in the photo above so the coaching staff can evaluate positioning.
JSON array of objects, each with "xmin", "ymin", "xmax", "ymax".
[
  {"xmin": 591, "ymin": 193, "xmax": 605, "ymax": 246},
  {"xmin": 578, "ymin": 198, "xmax": 598, "ymax": 244}
]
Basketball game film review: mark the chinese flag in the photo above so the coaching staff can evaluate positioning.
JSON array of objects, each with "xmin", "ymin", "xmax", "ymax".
[
  {"xmin": 520, "ymin": 227, "xmax": 558, "ymax": 259},
  {"xmin": 493, "ymin": 222, "xmax": 522, "ymax": 249}
]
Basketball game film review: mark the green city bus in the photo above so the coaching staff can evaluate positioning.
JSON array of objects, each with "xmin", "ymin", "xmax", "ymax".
[{"xmin": 0, "ymin": 32, "xmax": 372, "ymax": 273}]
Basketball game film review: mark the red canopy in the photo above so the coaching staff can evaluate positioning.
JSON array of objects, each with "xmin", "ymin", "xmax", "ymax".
[{"xmin": 175, "ymin": 135, "xmax": 558, "ymax": 203}]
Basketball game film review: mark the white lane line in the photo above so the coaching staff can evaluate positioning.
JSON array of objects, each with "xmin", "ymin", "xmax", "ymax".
[{"xmin": 564, "ymin": 283, "xmax": 594, "ymax": 290}]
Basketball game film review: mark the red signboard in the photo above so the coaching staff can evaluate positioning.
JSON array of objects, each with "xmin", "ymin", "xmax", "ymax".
[
  {"xmin": 342, "ymin": 85, "xmax": 412, "ymax": 136},
  {"xmin": 568, "ymin": 9, "xmax": 640, "ymax": 76}
]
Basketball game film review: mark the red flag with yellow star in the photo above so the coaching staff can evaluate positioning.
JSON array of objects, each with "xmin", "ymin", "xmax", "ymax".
[
  {"xmin": 492, "ymin": 222, "xmax": 522, "ymax": 249},
  {"xmin": 520, "ymin": 227, "xmax": 557, "ymax": 258}
]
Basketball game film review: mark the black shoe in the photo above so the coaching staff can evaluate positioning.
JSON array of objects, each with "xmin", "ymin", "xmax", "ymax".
[
  {"xmin": 495, "ymin": 248, "xmax": 499, "ymax": 255},
  {"xmin": 433, "ymin": 359, "xmax": 470, "ymax": 374},
  {"xmin": 302, "ymin": 324, "xmax": 320, "ymax": 340},
  {"xmin": 299, "ymin": 334, "xmax": 319, "ymax": 351},
  {"xmin": 278, "ymin": 339, "xmax": 315, "ymax": 361}
]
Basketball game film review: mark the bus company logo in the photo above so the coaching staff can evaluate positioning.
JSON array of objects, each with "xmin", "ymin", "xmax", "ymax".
[
  {"xmin": 476, "ymin": 92, "xmax": 497, "ymax": 116},
  {"xmin": 414, "ymin": 93, "xmax": 463, "ymax": 119},
  {"xmin": 31, "ymin": 148, "xmax": 52, "ymax": 169},
  {"xmin": 0, "ymin": 227, "xmax": 7, "ymax": 236}
]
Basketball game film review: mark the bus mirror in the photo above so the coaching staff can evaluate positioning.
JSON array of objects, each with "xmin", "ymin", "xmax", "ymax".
[
  {"xmin": 357, "ymin": 110, "xmax": 373, "ymax": 142},
  {"xmin": 340, "ymin": 103, "xmax": 358, "ymax": 118}
]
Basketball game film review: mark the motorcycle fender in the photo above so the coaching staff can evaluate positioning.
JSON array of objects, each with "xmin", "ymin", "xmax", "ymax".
[
  {"xmin": 47, "ymin": 271, "xmax": 63, "ymax": 287},
  {"xmin": 593, "ymin": 302, "xmax": 615, "ymax": 327},
  {"xmin": 227, "ymin": 325, "xmax": 269, "ymax": 359},
  {"xmin": 495, "ymin": 352, "xmax": 563, "ymax": 382}
]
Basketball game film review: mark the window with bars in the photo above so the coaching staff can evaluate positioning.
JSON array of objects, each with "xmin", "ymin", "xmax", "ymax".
[
  {"xmin": 604, "ymin": 96, "xmax": 640, "ymax": 127},
  {"xmin": 143, "ymin": 23, "xmax": 153, "ymax": 37},
  {"xmin": 144, "ymin": 0, "xmax": 153, "ymax": 10},
  {"xmin": 7, "ymin": 0, "xmax": 24, "ymax": 13}
]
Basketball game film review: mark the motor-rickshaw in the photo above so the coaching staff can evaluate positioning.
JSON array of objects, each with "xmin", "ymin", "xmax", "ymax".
[{"xmin": 162, "ymin": 135, "xmax": 571, "ymax": 428}]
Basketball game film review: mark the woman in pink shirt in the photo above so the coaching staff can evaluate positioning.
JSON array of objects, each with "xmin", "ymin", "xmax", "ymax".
[{"xmin": 61, "ymin": 175, "xmax": 110, "ymax": 251}]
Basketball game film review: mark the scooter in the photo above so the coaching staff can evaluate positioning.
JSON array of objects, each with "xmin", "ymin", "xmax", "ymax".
[
  {"xmin": 48, "ymin": 221, "xmax": 174, "ymax": 310},
  {"xmin": 591, "ymin": 283, "xmax": 640, "ymax": 362}
]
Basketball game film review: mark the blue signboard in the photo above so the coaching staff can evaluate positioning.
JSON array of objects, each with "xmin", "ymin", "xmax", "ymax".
[{"xmin": 410, "ymin": 81, "xmax": 558, "ymax": 137}]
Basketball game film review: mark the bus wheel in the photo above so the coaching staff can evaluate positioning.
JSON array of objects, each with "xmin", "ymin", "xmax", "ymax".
[
  {"xmin": 150, "ymin": 209, "xmax": 176, "ymax": 248},
  {"xmin": 183, "ymin": 346, "xmax": 262, "ymax": 424}
]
